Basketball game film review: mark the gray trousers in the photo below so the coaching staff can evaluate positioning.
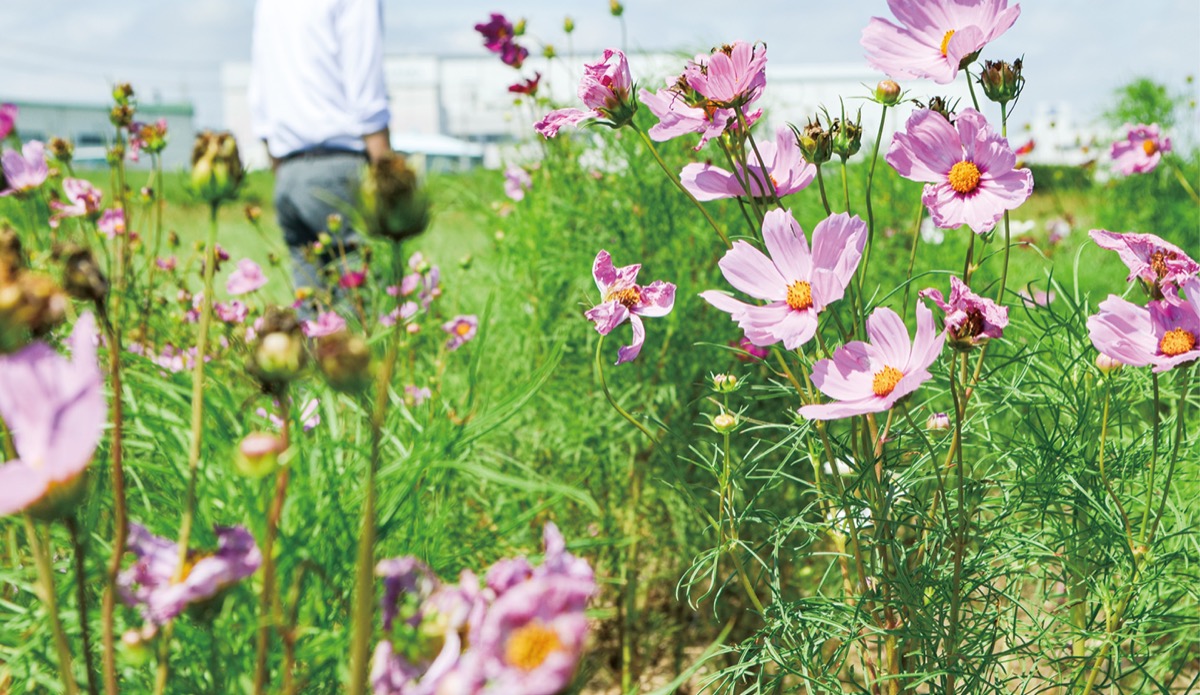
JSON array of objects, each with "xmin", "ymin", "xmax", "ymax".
[{"xmin": 273, "ymin": 151, "xmax": 366, "ymax": 313}]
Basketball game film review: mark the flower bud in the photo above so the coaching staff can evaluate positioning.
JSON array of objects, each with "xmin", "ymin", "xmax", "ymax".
[
  {"xmin": 923, "ymin": 96, "xmax": 957, "ymax": 123},
  {"xmin": 326, "ymin": 213, "xmax": 343, "ymax": 233},
  {"xmin": 235, "ymin": 432, "xmax": 286, "ymax": 478},
  {"xmin": 358, "ymin": 154, "xmax": 430, "ymax": 242},
  {"xmin": 48, "ymin": 137, "xmax": 74, "ymax": 164},
  {"xmin": 62, "ymin": 246, "xmax": 109, "ymax": 304},
  {"xmin": 245, "ymin": 204, "xmax": 262, "ymax": 224},
  {"xmin": 609, "ymin": 0, "xmax": 624, "ymax": 17},
  {"xmin": 107, "ymin": 143, "xmax": 126, "ymax": 166},
  {"xmin": 315, "ymin": 331, "xmax": 373, "ymax": 394},
  {"xmin": 110, "ymin": 104, "xmax": 135, "ymax": 129},
  {"xmin": 712, "ymin": 412, "xmax": 738, "ymax": 433},
  {"xmin": 513, "ymin": 18, "xmax": 526, "ymax": 36},
  {"xmin": 711, "ymin": 373, "xmax": 739, "ymax": 393},
  {"xmin": 563, "ymin": 16, "xmax": 575, "ymax": 33},
  {"xmin": 1095, "ymin": 352, "xmax": 1123, "ymax": 375},
  {"xmin": 874, "ymin": 80, "xmax": 902, "ymax": 107},
  {"xmin": 112, "ymin": 82, "xmax": 135, "ymax": 106},
  {"xmin": 120, "ymin": 624, "xmax": 158, "ymax": 667},
  {"xmin": 830, "ymin": 114, "xmax": 863, "ymax": 161},
  {"xmin": 979, "ymin": 58, "xmax": 1023, "ymax": 105},
  {"xmin": 542, "ymin": 44, "xmax": 557, "ymax": 59},
  {"xmin": 926, "ymin": 412, "xmax": 950, "ymax": 431},
  {"xmin": 190, "ymin": 130, "xmax": 244, "ymax": 204},
  {"xmin": 792, "ymin": 119, "xmax": 832, "ymax": 165},
  {"xmin": 249, "ymin": 307, "xmax": 306, "ymax": 390},
  {"xmin": 0, "ymin": 270, "xmax": 68, "ymax": 353}
]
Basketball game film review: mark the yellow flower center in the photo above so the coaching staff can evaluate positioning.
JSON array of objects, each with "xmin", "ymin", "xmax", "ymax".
[
  {"xmin": 1142, "ymin": 139, "xmax": 1158, "ymax": 156},
  {"xmin": 940, "ymin": 30, "xmax": 956, "ymax": 57},
  {"xmin": 505, "ymin": 622, "xmax": 563, "ymax": 671},
  {"xmin": 786, "ymin": 280, "xmax": 813, "ymax": 311},
  {"xmin": 607, "ymin": 286, "xmax": 642, "ymax": 310},
  {"xmin": 1159, "ymin": 328, "xmax": 1196, "ymax": 357},
  {"xmin": 948, "ymin": 161, "xmax": 982, "ymax": 194},
  {"xmin": 872, "ymin": 366, "xmax": 904, "ymax": 397},
  {"xmin": 455, "ymin": 321, "xmax": 473, "ymax": 336},
  {"xmin": 172, "ymin": 551, "xmax": 208, "ymax": 585},
  {"xmin": 1149, "ymin": 249, "xmax": 1179, "ymax": 279}
]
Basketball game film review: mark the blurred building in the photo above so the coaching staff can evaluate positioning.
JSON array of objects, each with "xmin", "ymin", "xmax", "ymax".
[{"xmin": 3, "ymin": 99, "xmax": 196, "ymax": 169}]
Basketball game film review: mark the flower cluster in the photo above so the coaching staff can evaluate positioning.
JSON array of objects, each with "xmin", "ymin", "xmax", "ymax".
[{"xmin": 475, "ymin": 13, "xmax": 528, "ymax": 68}]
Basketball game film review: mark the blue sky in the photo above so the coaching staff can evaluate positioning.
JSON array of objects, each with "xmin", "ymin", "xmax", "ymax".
[{"xmin": 1, "ymin": 0, "xmax": 1197, "ymax": 133}]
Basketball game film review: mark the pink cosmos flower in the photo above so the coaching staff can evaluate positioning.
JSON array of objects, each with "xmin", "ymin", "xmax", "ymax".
[
  {"xmin": 680, "ymin": 126, "xmax": 815, "ymax": 201},
  {"xmin": 157, "ymin": 256, "xmax": 177, "ymax": 271},
  {"xmin": 380, "ymin": 301, "xmax": 418, "ymax": 328},
  {"xmin": 861, "ymin": 0, "xmax": 1021, "ymax": 85},
  {"xmin": 1087, "ymin": 278, "xmax": 1200, "ymax": 373},
  {"xmin": 226, "ymin": 258, "xmax": 268, "ymax": 295},
  {"xmin": 215, "ymin": 300, "xmax": 248, "ymax": 324},
  {"xmin": 1, "ymin": 140, "xmax": 49, "ymax": 196},
  {"xmin": 535, "ymin": 49, "xmax": 634, "ymax": 138},
  {"xmin": 0, "ymin": 313, "xmax": 105, "ymax": 517},
  {"xmin": 443, "ymin": 315, "xmax": 479, "ymax": 351},
  {"xmin": 0, "ymin": 103, "xmax": 16, "ymax": 139},
  {"xmin": 49, "ymin": 178, "xmax": 104, "ymax": 228},
  {"xmin": 684, "ymin": 41, "xmax": 768, "ymax": 108},
  {"xmin": 732, "ymin": 335, "xmax": 769, "ymax": 362},
  {"xmin": 98, "ymin": 208, "xmax": 126, "ymax": 239},
  {"xmin": 887, "ymin": 108, "xmax": 1033, "ymax": 234},
  {"xmin": 504, "ymin": 165, "xmax": 532, "ymax": 201},
  {"xmin": 919, "ymin": 275, "xmax": 1008, "ymax": 346},
  {"xmin": 499, "ymin": 42, "xmax": 529, "ymax": 69},
  {"xmin": 639, "ymin": 77, "xmax": 762, "ymax": 150},
  {"xmin": 302, "ymin": 312, "xmax": 346, "ymax": 338},
  {"xmin": 1090, "ymin": 229, "xmax": 1198, "ymax": 290},
  {"xmin": 339, "ymin": 268, "xmax": 367, "ymax": 289},
  {"xmin": 475, "ymin": 13, "xmax": 515, "ymax": 53},
  {"xmin": 799, "ymin": 303, "xmax": 946, "ymax": 420},
  {"xmin": 117, "ymin": 523, "xmax": 261, "ymax": 625},
  {"xmin": 584, "ymin": 250, "xmax": 676, "ymax": 364},
  {"xmin": 405, "ymin": 385, "xmax": 432, "ymax": 406},
  {"xmin": 700, "ymin": 210, "xmax": 866, "ymax": 350},
  {"xmin": 1110, "ymin": 123, "xmax": 1172, "ymax": 175}
]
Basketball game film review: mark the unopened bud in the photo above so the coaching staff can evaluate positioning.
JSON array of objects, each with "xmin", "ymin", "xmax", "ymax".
[
  {"xmin": 513, "ymin": 18, "xmax": 526, "ymax": 36},
  {"xmin": 713, "ymin": 412, "xmax": 738, "ymax": 433},
  {"xmin": 543, "ymin": 44, "xmax": 557, "ymax": 60},
  {"xmin": 830, "ymin": 114, "xmax": 863, "ymax": 161},
  {"xmin": 793, "ymin": 118, "xmax": 832, "ymax": 165},
  {"xmin": 359, "ymin": 154, "xmax": 430, "ymax": 241},
  {"xmin": 979, "ymin": 58, "xmax": 1023, "ymax": 105},
  {"xmin": 112, "ymin": 82, "xmax": 135, "ymax": 106},
  {"xmin": 235, "ymin": 432, "xmax": 286, "ymax": 478},
  {"xmin": 874, "ymin": 80, "xmax": 902, "ymax": 106},
  {"xmin": 62, "ymin": 246, "xmax": 109, "ymax": 304},
  {"xmin": 249, "ymin": 307, "xmax": 306, "ymax": 390},
  {"xmin": 609, "ymin": 0, "xmax": 624, "ymax": 17},
  {"xmin": 190, "ymin": 130, "xmax": 244, "ymax": 204},
  {"xmin": 110, "ymin": 104, "xmax": 135, "ymax": 129},
  {"xmin": 326, "ymin": 213, "xmax": 342, "ymax": 233},
  {"xmin": 315, "ymin": 331, "xmax": 373, "ymax": 394},
  {"xmin": 1095, "ymin": 353, "xmax": 1123, "ymax": 375},
  {"xmin": 712, "ymin": 373, "xmax": 739, "ymax": 393},
  {"xmin": 563, "ymin": 16, "xmax": 575, "ymax": 33},
  {"xmin": 48, "ymin": 137, "xmax": 74, "ymax": 163},
  {"xmin": 926, "ymin": 412, "xmax": 951, "ymax": 431}
]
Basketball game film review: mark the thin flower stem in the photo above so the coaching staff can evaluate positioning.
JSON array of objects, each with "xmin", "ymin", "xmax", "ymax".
[
  {"xmin": 26, "ymin": 515, "xmax": 79, "ymax": 695},
  {"xmin": 901, "ymin": 203, "xmax": 925, "ymax": 311},
  {"xmin": 720, "ymin": 430, "xmax": 766, "ymax": 615},
  {"xmin": 1095, "ymin": 383, "xmax": 1133, "ymax": 547},
  {"xmin": 996, "ymin": 103, "xmax": 1013, "ymax": 305},
  {"xmin": 254, "ymin": 392, "xmax": 292, "ymax": 694},
  {"xmin": 815, "ymin": 165, "xmax": 833, "ymax": 216},
  {"xmin": 140, "ymin": 153, "xmax": 166, "ymax": 340},
  {"xmin": 1167, "ymin": 160, "xmax": 1200, "ymax": 204},
  {"xmin": 965, "ymin": 68, "xmax": 981, "ymax": 111},
  {"xmin": 717, "ymin": 138, "xmax": 765, "ymax": 229},
  {"xmin": 632, "ymin": 126, "xmax": 730, "ymax": 247},
  {"xmin": 860, "ymin": 104, "xmax": 889, "ymax": 284},
  {"xmin": 97, "ymin": 307, "xmax": 126, "ymax": 695},
  {"xmin": 1138, "ymin": 372, "xmax": 1161, "ymax": 543},
  {"xmin": 594, "ymin": 336, "xmax": 659, "ymax": 444},
  {"xmin": 839, "ymin": 158, "xmax": 852, "ymax": 214},
  {"xmin": 66, "ymin": 516, "xmax": 99, "ymax": 695},
  {"xmin": 736, "ymin": 107, "xmax": 782, "ymax": 209},
  {"xmin": 1147, "ymin": 366, "xmax": 1192, "ymax": 543}
]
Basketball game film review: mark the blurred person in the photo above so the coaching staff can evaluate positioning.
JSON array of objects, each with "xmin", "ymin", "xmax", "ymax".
[{"xmin": 249, "ymin": 0, "xmax": 392, "ymax": 311}]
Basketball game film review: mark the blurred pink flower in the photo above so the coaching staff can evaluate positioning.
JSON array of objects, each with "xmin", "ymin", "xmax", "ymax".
[
  {"xmin": 861, "ymin": 0, "xmax": 1020, "ymax": 84},
  {"xmin": 98, "ymin": 208, "xmax": 126, "ymax": 239},
  {"xmin": 1110, "ymin": 123, "xmax": 1171, "ymax": 175},
  {"xmin": 1087, "ymin": 278, "xmax": 1200, "ymax": 372},
  {"xmin": 680, "ymin": 126, "xmax": 815, "ymax": 201},
  {"xmin": 701, "ymin": 210, "xmax": 866, "ymax": 350},
  {"xmin": 215, "ymin": 300, "xmax": 248, "ymax": 324},
  {"xmin": 1090, "ymin": 229, "xmax": 1198, "ymax": 290},
  {"xmin": 535, "ymin": 49, "xmax": 634, "ymax": 138},
  {"xmin": 302, "ymin": 312, "xmax": 346, "ymax": 338},
  {"xmin": 443, "ymin": 315, "xmax": 479, "ymax": 351},
  {"xmin": 405, "ymin": 385, "xmax": 432, "ymax": 406},
  {"xmin": 156, "ymin": 256, "xmax": 177, "ymax": 271},
  {"xmin": 919, "ymin": 275, "xmax": 1008, "ymax": 346},
  {"xmin": 475, "ymin": 13, "xmax": 515, "ymax": 52},
  {"xmin": 0, "ymin": 103, "xmax": 16, "ymax": 139},
  {"xmin": 799, "ymin": 303, "xmax": 946, "ymax": 420},
  {"xmin": 49, "ymin": 178, "xmax": 103, "ymax": 228},
  {"xmin": 1, "ymin": 140, "xmax": 49, "ymax": 196},
  {"xmin": 684, "ymin": 41, "xmax": 767, "ymax": 108},
  {"xmin": 380, "ymin": 301, "xmax": 418, "ymax": 327},
  {"xmin": 226, "ymin": 258, "xmax": 268, "ymax": 295},
  {"xmin": 504, "ymin": 165, "xmax": 532, "ymax": 201},
  {"xmin": 339, "ymin": 268, "xmax": 367, "ymax": 289},
  {"xmin": 0, "ymin": 313, "xmax": 105, "ymax": 517},
  {"xmin": 508, "ymin": 73, "xmax": 541, "ymax": 96},
  {"xmin": 732, "ymin": 335, "xmax": 769, "ymax": 362},
  {"xmin": 585, "ymin": 250, "xmax": 676, "ymax": 364},
  {"xmin": 886, "ymin": 108, "xmax": 1032, "ymax": 234},
  {"xmin": 255, "ymin": 398, "xmax": 320, "ymax": 431}
]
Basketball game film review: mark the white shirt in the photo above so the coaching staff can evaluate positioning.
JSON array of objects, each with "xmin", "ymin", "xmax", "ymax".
[{"xmin": 249, "ymin": 0, "xmax": 390, "ymax": 159}]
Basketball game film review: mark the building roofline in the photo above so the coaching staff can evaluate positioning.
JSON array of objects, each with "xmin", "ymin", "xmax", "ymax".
[{"xmin": 2, "ymin": 98, "xmax": 195, "ymax": 116}]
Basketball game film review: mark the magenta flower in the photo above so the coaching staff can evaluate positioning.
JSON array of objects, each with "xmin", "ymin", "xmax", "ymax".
[
  {"xmin": 340, "ymin": 268, "xmax": 367, "ymax": 289},
  {"xmin": 98, "ymin": 208, "xmax": 126, "ymax": 239},
  {"xmin": 504, "ymin": 165, "xmax": 532, "ymax": 201},
  {"xmin": 499, "ymin": 42, "xmax": 529, "ymax": 69},
  {"xmin": 799, "ymin": 303, "xmax": 946, "ymax": 421},
  {"xmin": 475, "ymin": 13, "xmax": 515, "ymax": 53},
  {"xmin": 0, "ymin": 103, "xmax": 16, "ymax": 139},
  {"xmin": 443, "ymin": 315, "xmax": 479, "ymax": 351},
  {"xmin": 535, "ymin": 49, "xmax": 635, "ymax": 138},
  {"xmin": 226, "ymin": 258, "xmax": 268, "ymax": 295},
  {"xmin": 49, "ymin": 178, "xmax": 103, "ymax": 228},
  {"xmin": 887, "ymin": 108, "xmax": 1032, "ymax": 234},
  {"xmin": 684, "ymin": 41, "xmax": 768, "ymax": 108},
  {"xmin": 508, "ymin": 73, "xmax": 541, "ymax": 97},
  {"xmin": 1, "ymin": 140, "xmax": 49, "ymax": 196},
  {"xmin": 0, "ymin": 313, "xmax": 105, "ymax": 517},
  {"xmin": 1111, "ymin": 123, "xmax": 1172, "ymax": 175},
  {"xmin": 302, "ymin": 311, "xmax": 346, "ymax": 338},
  {"xmin": 680, "ymin": 126, "xmax": 815, "ymax": 201},
  {"xmin": 732, "ymin": 335, "xmax": 769, "ymax": 362},
  {"xmin": 584, "ymin": 250, "xmax": 676, "ymax": 364},
  {"xmin": 1090, "ymin": 229, "xmax": 1198, "ymax": 290},
  {"xmin": 861, "ymin": 0, "xmax": 1021, "ymax": 84},
  {"xmin": 117, "ymin": 523, "xmax": 262, "ymax": 625},
  {"xmin": 700, "ymin": 210, "xmax": 866, "ymax": 350},
  {"xmin": 919, "ymin": 275, "xmax": 1008, "ymax": 346},
  {"xmin": 1087, "ymin": 278, "xmax": 1200, "ymax": 373}
]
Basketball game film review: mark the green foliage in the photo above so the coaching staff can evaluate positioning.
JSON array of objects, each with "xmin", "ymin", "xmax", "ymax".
[{"xmin": 1103, "ymin": 78, "xmax": 1185, "ymax": 128}]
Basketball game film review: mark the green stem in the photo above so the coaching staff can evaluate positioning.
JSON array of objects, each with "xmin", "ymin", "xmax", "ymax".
[
  {"xmin": 1096, "ymin": 384, "xmax": 1133, "ymax": 546},
  {"xmin": 1138, "ymin": 372, "xmax": 1160, "ymax": 543},
  {"xmin": 815, "ymin": 165, "xmax": 833, "ymax": 216},
  {"xmin": 860, "ymin": 104, "xmax": 889, "ymax": 284},
  {"xmin": 26, "ymin": 516, "xmax": 79, "ymax": 695},
  {"xmin": 254, "ymin": 392, "xmax": 292, "ymax": 693},
  {"xmin": 1167, "ymin": 159, "xmax": 1200, "ymax": 204},
  {"xmin": 595, "ymin": 336, "xmax": 658, "ymax": 443},
  {"xmin": 996, "ymin": 103, "xmax": 1013, "ymax": 305},
  {"xmin": 632, "ymin": 126, "xmax": 730, "ymax": 247},
  {"xmin": 839, "ymin": 157, "xmax": 852, "ymax": 214},
  {"xmin": 721, "ymin": 430, "xmax": 766, "ymax": 615},
  {"xmin": 965, "ymin": 68, "xmax": 980, "ymax": 111},
  {"xmin": 901, "ymin": 203, "xmax": 925, "ymax": 311},
  {"xmin": 66, "ymin": 517, "xmax": 99, "ymax": 695}
]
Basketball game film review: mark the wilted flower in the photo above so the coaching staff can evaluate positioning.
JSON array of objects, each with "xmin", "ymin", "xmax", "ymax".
[
  {"xmin": 584, "ymin": 250, "xmax": 676, "ymax": 364},
  {"xmin": 799, "ymin": 303, "xmax": 946, "ymax": 420},
  {"xmin": 684, "ymin": 41, "xmax": 768, "ymax": 109},
  {"xmin": 830, "ymin": 112, "xmax": 864, "ymax": 161},
  {"xmin": 701, "ymin": 210, "xmax": 866, "ymax": 350},
  {"xmin": 117, "ymin": 523, "xmax": 261, "ymax": 625},
  {"xmin": 1089, "ymin": 230, "xmax": 1198, "ymax": 291},
  {"xmin": 227, "ymin": 258, "xmax": 268, "ymax": 295},
  {"xmin": 47, "ymin": 137, "xmax": 74, "ymax": 164},
  {"xmin": 1, "ymin": 141, "xmax": 49, "ymax": 196},
  {"xmin": 508, "ymin": 73, "xmax": 541, "ymax": 97},
  {"xmin": 129, "ymin": 119, "xmax": 168, "ymax": 157},
  {"xmin": 190, "ymin": 130, "xmax": 244, "ymax": 203},
  {"xmin": 535, "ymin": 49, "xmax": 636, "ymax": 137},
  {"xmin": 919, "ymin": 275, "xmax": 1009, "ymax": 348},
  {"xmin": 359, "ymin": 154, "xmax": 430, "ymax": 241},
  {"xmin": 886, "ymin": 108, "xmax": 1033, "ymax": 234},
  {"xmin": 49, "ymin": 178, "xmax": 103, "ymax": 228},
  {"xmin": 1110, "ymin": 123, "xmax": 1171, "ymax": 175},
  {"xmin": 443, "ymin": 315, "xmax": 479, "ymax": 351},
  {"xmin": 504, "ymin": 165, "xmax": 532, "ymax": 201},
  {"xmin": 861, "ymin": 0, "xmax": 1021, "ymax": 84},
  {"xmin": 680, "ymin": 126, "xmax": 815, "ymax": 201},
  {"xmin": 793, "ymin": 118, "xmax": 833, "ymax": 165},
  {"xmin": 0, "ymin": 313, "xmax": 104, "ymax": 518},
  {"xmin": 1087, "ymin": 278, "xmax": 1200, "ymax": 373}
]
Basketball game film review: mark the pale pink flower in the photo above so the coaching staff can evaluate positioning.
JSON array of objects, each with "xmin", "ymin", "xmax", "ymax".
[
  {"xmin": 680, "ymin": 126, "xmax": 815, "ymax": 201},
  {"xmin": 639, "ymin": 77, "xmax": 762, "ymax": 150},
  {"xmin": 1087, "ymin": 278, "xmax": 1200, "ymax": 373},
  {"xmin": 799, "ymin": 303, "xmax": 946, "ymax": 420},
  {"xmin": 886, "ymin": 108, "xmax": 1033, "ymax": 234},
  {"xmin": 535, "ymin": 49, "xmax": 634, "ymax": 138},
  {"xmin": 584, "ymin": 251, "xmax": 676, "ymax": 364},
  {"xmin": 226, "ymin": 259, "xmax": 268, "ymax": 295},
  {"xmin": 443, "ymin": 315, "xmax": 479, "ymax": 351},
  {"xmin": 684, "ymin": 41, "xmax": 767, "ymax": 108},
  {"xmin": 0, "ymin": 140, "xmax": 49, "ymax": 196},
  {"xmin": 504, "ymin": 165, "xmax": 532, "ymax": 201},
  {"xmin": 302, "ymin": 312, "xmax": 346, "ymax": 338},
  {"xmin": 98, "ymin": 208, "xmax": 126, "ymax": 239},
  {"xmin": 1090, "ymin": 229, "xmax": 1198, "ymax": 290},
  {"xmin": 1110, "ymin": 123, "xmax": 1172, "ymax": 175},
  {"xmin": 49, "ymin": 178, "xmax": 103, "ymax": 228},
  {"xmin": 861, "ymin": 0, "xmax": 1021, "ymax": 84},
  {"xmin": 700, "ymin": 210, "xmax": 866, "ymax": 350}
]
